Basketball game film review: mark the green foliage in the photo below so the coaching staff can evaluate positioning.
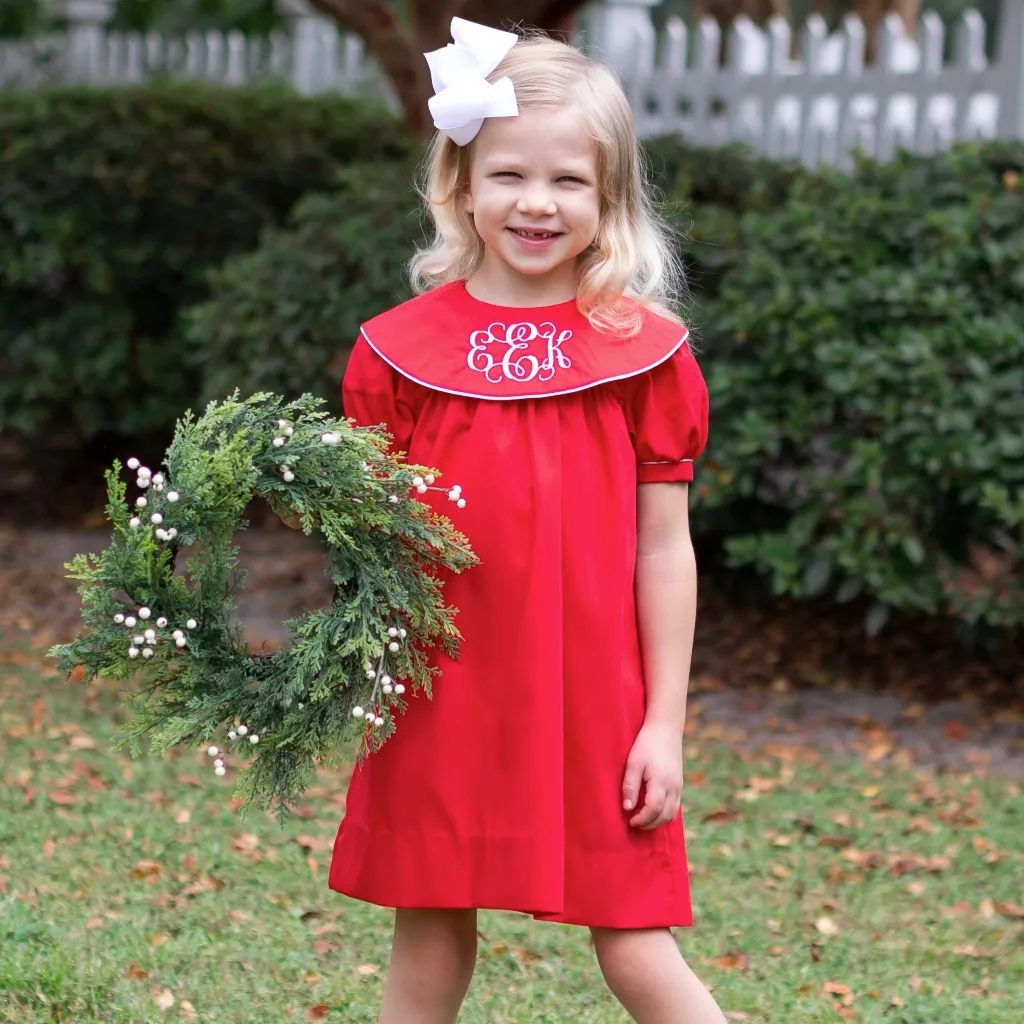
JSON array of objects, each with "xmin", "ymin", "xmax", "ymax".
[
  {"xmin": 693, "ymin": 143, "xmax": 1024, "ymax": 634},
  {"xmin": 183, "ymin": 159, "xmax": 423, "ymax": 407},
  {"xmin": 188, "ymin": 135, "xmax": 1023, "ymax": 633},
  {"xmin": 0, "ymin": 83, "xmax": 414, "ymax": 437},
  {"xmin": 49, "ymin": 392, "xmax": 477, "ymax": 818}
]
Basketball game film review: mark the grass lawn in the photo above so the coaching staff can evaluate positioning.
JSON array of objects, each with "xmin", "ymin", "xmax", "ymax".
[{"xmin": 1, "ymin": 646, "xmax": 1021, "ymax": 1024}]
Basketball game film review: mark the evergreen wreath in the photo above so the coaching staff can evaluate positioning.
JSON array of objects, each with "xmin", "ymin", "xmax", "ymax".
[{"xmin": 50, "ymin": 392, "xmax": 477, "ymax": 819}]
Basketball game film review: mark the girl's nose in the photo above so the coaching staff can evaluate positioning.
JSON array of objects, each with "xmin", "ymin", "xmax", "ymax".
[{"xmin": 516, "ymin": 189, "xmax": 557, "ymax": 216}]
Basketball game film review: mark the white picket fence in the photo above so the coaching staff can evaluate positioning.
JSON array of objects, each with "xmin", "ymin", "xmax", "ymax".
[{"xmin": 2, "ymin": 0, "xmax": 1023, "ymax": 169}]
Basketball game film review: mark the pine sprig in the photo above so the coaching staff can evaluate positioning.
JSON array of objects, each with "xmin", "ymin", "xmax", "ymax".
[{"xmin": 50, "ymin": 392, "xmax": 477, "ymax": 821}]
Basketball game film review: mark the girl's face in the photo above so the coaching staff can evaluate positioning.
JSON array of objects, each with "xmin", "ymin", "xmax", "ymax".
[{"xmin": 463, "ymin": 105, "xmax": 601, "ymax": 305}]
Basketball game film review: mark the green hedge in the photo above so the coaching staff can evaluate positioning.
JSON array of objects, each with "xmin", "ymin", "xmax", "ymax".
[
  {"xmin": 0, "ymin": 83, "xmax": 414, "ymax": 437},
  {"xmin": 183, "ymin": 159, "xmax": 422, "ymax": 407},
  {"xmin": 2, "ymin": 84, "xmax": 1020, "ymax": 633},
  {"xmin": 183, "ymin": 141, "xmax": 1024, "ymax": 634},
  {"xmin": 694, "ymin": 144, "xmax": 1024, "ymax": 634}
]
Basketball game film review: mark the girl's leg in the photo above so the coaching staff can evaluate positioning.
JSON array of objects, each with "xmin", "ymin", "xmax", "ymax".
[
  {"xmin": 590, "ymin": 927, "xmax": 727, "ymax": 1024},
  {"xmin": 378, "ymin": 908, "xmax": 478, "ymax": 1024}
]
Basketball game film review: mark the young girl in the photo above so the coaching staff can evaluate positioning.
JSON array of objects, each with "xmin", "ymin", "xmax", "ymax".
[{"xmin": 328, "ymin": 18, "xmax": 727, "ymax": 1024}]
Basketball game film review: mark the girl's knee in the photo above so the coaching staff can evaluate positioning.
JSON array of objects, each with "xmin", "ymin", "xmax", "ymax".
[
  {"xmin": 590, "ymin": 926, "xmax": 674, "ymax": 988},
  {"xmin": 394, "ymin": 908, "xmax": 478, "ymax": 975}
]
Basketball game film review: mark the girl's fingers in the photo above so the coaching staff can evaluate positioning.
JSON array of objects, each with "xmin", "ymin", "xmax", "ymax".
[
  {"xmin": 658, "ymin": 797, "xmax": 680, "ymax": 827},
  {"xmin": 621, "ymin": 759, "xmax": 643, "ymax": 812},
  {"xmin": 630, "ymin": 783, "xmax": 666, "ymax": 829}
]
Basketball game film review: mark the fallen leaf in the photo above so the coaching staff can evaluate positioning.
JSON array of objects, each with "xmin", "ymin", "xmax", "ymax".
[
  {"xmin": 356, "ymin": 964, "xmax": 380, "ymax": 976},
  {"xmin": 943, "ymin": 720, "xmax": 967, "ymax": 741},
  {"xmin": 995, "ymin": 901, "xmax": 1024, "ymax": 920},
  {"xmin": 173, "ymin": 808, "xmax": 191, "ymax": 825},
  {"xmin": 179, "ymin": 1000, "xmax": 197, "ymax": 1020},
  {"xmin": 767, "ymin": 945, "xmax": 786, "ymax": 956},
  {"xmin": 953, "ymin": 945, "xmax": 992, "ymax": 959},
  {"xmin": 979, "ymin": 899, "xmax": 995, "ymax": 919},
  {"xmin": 865, "ymin": 737, "xmax": 894, "ymax": 761},
  {"xmin": 312, "ymin": 940, "xmax": 339, "ymax": 955},
  {"xmin": 714, "ymin": 953, "xmax": 750, "ymax": 971},
  {"xmin": 305, "ymin": 1006, "xmax": 330, "ymax": 1022},
  {"xmin": 295, "ymin": 834, "xmax": 333, "ymax": 853},
  {"xmin": 125, "ymin": 965, "xmax": 150, "ymax": 981},
  {"xmin": 701, "ymin": 806, "xmax": 739, "ymax": 824},
  {"xmin": 42, "ymin": 840, "xmax": 55, "ymax": 858},
  {"xmin": 823, "ymin": 981, "xmax": 853, "ymax": 1006},
  {"xmin": 149, "ymin": 932, "xmax": 171, "ymax": 947},
  {"xmin": 231, "ymin": 833, "xmax": 260, "ymax": 853},
  {"xmin": 153, "ymin": 989, "xmax": 175, "ymax": 1011},
  {"xmin": 68, "ymin": 734, "xmax": 96, "ymax": 750},
  {"xmin": 131, "ymin": 860, "xmax": 162, "ymax": 882},
  {"xmin": 48, "ymin": 790, "xmax": 76, "ymax": 805},
  {"xmin": 306, "ymin": 856, "xmax": 318, "ymax": 878},
  {"xmin": 815, "ymin": 916, "xmax": 839, "ymax": 936}
]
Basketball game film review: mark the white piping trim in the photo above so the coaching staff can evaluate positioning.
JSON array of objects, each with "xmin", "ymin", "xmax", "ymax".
[
  {"xmin": 639, "ymin": 458, "xmax": 694, "ymax": 465},
  {"xmin": 359, "ymin": 326, "xmax": 690, "ymax": 403}
]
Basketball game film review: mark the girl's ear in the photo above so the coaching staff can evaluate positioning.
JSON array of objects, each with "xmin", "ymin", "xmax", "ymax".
[{"xmin": 462, "ymin": 187, "xmax": 474, "ymax": 215}]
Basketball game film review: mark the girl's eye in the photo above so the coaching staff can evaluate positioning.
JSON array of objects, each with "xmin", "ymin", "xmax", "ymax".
[
  {"xmin": 493, "ymin": 171, "xmax": 521, "ymax": 179},
  {"xmin": 559, "ymin": 176, "xmax": 589, "ymax": 185}
]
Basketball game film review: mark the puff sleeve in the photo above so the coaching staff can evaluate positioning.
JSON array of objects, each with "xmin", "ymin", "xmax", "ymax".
[
  {"xmin": 341, "ymin": 335, "xmax": 420, "ymax": 454},
  {"xmin": 626, "ymin": 345, "xmax": 709, "ymax": 484}
]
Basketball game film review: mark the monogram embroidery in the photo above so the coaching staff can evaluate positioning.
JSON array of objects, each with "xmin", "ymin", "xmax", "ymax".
[{"xmin": 467, "ymin": 321, "xmax": 573, "ymax": 384}]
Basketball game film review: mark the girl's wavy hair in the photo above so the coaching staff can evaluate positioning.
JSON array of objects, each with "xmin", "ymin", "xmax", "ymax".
[{"xmin": 408, "ymin": 33, "xmax": 685, "ymax": 337}]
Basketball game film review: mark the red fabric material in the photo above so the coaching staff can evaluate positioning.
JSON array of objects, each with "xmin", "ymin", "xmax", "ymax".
[
  {"xmin": 328, "ymin": 285, "xmax": 708, "ymax": 928},
  {"xmin": 359, "ymin": 280, "xmax": 689, "ymax": 401}
]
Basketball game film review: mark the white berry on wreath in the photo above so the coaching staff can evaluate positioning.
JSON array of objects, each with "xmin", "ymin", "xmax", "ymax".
[
  {"xmin": 127, "ymin": 457, "xmax": 140, "ymax": 470},
  {"xmin": 167, "ymin": 491, "xmax": 179, "ymax": 502}
]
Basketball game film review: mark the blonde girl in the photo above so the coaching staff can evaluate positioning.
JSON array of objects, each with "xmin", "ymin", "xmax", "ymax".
[{"xmin": 328, "ymin": 19, "xmax": 728, "ymax": 1024}]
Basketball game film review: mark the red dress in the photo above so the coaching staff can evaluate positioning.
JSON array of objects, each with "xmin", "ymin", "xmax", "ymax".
[{"xmin": 328, "ymin": 280, "xmax": 709, "ymax": 928}]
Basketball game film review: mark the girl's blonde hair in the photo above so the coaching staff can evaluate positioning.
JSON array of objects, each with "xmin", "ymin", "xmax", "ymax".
[{"xmin": 408, "ymin": 34, "xmax": 685, "ymax": 337}]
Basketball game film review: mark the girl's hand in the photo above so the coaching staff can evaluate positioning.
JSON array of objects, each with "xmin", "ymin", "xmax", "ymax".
[{"xmin": 621, "ymin": 721, "xmax": 683, "ymax": 830}]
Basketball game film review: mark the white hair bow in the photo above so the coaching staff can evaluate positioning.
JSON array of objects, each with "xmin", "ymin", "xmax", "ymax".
[{"xmin": 424, "ymin": 17, "xmax": 520, "ymax": 146}]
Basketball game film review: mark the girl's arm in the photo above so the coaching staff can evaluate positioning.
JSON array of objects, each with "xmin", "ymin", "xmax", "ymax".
[
  {"xmin": 636, "ymin": 480, "xmax": 697, "ymax": 732},
  {"xmin": 622, "ymin": 480, "xmax": 697, "ymax": 828}
]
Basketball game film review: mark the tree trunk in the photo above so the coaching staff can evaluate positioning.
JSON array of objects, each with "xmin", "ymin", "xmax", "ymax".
[{"xmin": 308, "ymin": 0, "xmax": 592, "ymax": 138}]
